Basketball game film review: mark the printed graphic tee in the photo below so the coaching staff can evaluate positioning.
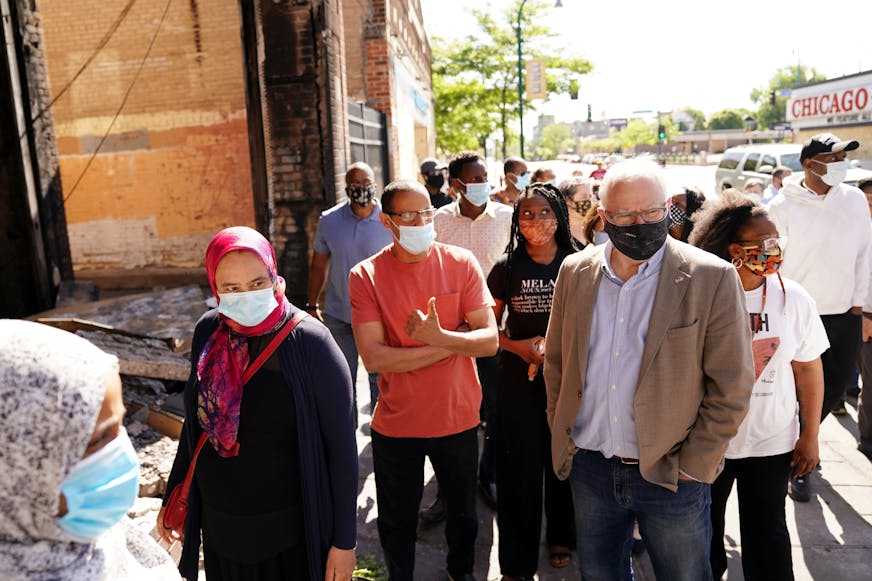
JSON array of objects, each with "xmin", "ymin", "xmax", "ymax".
[{"xmin": 726, "ymin": 276, "xmax": 829, "ymax": 459}]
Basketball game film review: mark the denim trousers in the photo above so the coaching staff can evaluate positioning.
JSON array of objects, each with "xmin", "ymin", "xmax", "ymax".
[
  {"xmin": 710, "ymin": 452, "xmax": 794, "ymax": 581},
  {"xmin": 371, "ymin": 427, "xmax": 479, "ymax": 581},
  {"xmin": 322, "ymin": 313, "xmax": 379, "ymax": 416},
  {"xmin": 568, "ymin": 450, "xmax": 713, "ymax": 581}
]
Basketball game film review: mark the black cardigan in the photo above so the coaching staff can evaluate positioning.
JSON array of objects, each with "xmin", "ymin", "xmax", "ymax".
[{"xmin": 164, "ymin": 308, "xmax": 358, "ymax": 580}]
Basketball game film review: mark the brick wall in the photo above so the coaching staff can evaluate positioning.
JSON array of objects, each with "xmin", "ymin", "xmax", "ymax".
[
  {"xmin": 255, "ymin": 0, "xmax": 348, "ymax": 304},
  {"xmin": 344, "ymin": 0, "xmax": 434, "ymax": 182},
  {"xmin": 38, "ymin": 0, "xmax": 255, "ymax": 273}
]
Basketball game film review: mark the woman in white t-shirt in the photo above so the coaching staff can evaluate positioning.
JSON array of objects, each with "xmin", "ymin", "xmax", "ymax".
[{"xmin": 689, "ymin": 190, "xmax": 829, "ymax": 581}]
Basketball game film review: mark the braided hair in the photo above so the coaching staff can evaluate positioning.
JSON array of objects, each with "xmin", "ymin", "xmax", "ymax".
[
  {"xmin": 678, "ymin": 186, "xmax": 707, "ymax": 242},
  {"xmin": 499, "ymin": 183, "xmax": 579, "ymax": 292},
  {"xmin": 687, "ymin": 189, "xmax": 768, "ymax": 261},
  {"xmin": 505, "ymin": 182, "xmax": 579, "ymax": 256}
]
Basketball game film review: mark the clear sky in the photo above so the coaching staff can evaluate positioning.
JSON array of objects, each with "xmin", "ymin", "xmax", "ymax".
[{"xmin": 421, "ymin": 0, "xmax": 871, "ymax": 126}]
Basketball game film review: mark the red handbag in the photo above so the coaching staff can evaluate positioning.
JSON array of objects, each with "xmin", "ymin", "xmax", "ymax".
[{"xmin": 161, "ymin": 312, "xmax": 307, "ymax": 533}]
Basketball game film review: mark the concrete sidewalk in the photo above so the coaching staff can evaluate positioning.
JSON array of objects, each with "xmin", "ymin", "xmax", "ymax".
[{"xmin": 353, "ymin": 372, "xmax": 872, "ymax": 580}]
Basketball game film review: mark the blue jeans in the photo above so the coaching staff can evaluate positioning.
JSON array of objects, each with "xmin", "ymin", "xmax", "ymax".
[
  {"xmin": 322, "ymin": 313, "xmax": 379, "ymax": 415},
  {"xmin": 568, "ymin": 450, "xmax": 713, "ymax": 581}
]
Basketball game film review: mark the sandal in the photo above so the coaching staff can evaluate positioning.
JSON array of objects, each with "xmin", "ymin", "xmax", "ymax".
[{"xmin": 549, "ymin": 546, "xmax": 572, "ymax": 569}]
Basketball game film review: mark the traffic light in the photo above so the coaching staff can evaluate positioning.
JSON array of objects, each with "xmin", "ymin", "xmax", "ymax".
[
  {"xmin": 658, "ymin": 124, "xmax": 665, "ymax": 140},
  {"xmin": 770, "ymin": 90, "xmax": 776, "ymax": 106},
  {"xmin": 587, "ymin": 104, "xmax": 592, "ymax": 123}
]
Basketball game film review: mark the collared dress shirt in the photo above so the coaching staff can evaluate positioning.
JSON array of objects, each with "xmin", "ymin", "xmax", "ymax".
[
  {"xmin": 572, "ymin": 242, "xmax": 666, "ymax": 459},
  {"xmin": 433, "ymin": 200, "xmax": 513, "ymax": 277}
]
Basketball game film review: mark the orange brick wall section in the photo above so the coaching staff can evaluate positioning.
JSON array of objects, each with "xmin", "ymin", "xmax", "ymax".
[{"xmin": 38, "ymin": 0, "xmax": 254, "ymax": 270}]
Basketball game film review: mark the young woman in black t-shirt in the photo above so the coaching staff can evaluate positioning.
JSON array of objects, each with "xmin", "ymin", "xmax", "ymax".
[{"xmin": 487, "ymin": 183, "xmax": 579, "ymax": 580}]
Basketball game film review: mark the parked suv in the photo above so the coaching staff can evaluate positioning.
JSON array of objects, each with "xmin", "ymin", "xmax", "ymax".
[{"xmin": 715, "ymin": 144, "xmax": 803, "ymax": 192}]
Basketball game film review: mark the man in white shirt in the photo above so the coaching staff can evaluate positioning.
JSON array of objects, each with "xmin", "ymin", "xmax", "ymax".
[
  {"xmin": 761, "ymin": 166, "xmax": 792, "ymax": 205},
  {"xmin": 767, "ymin": 133, "xmax": 870, "ymax": 499},
  {"xmin": 432, "ymin": 151, "xmax": 513, "ymax": 515}
]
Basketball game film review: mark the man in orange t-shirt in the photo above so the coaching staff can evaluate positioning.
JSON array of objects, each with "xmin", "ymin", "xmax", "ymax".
[{"xmin": 350, "ymin": 180, "xmax": 498, "ymax": 581}]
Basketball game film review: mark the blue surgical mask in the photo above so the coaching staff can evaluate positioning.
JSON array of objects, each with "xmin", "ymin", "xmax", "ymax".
[
  {"xmin": 218, "ymin": 287, "xmax": 278, "ymax": 327},
  {"xmin": 513, "ymin": 173, "xmax": 531, "ymax": 190},
  {"xmin": 57, "ymin": 429, "xmax": 140, "ymax": 542},
  {"xmin": 395, "ymin": 221, "xmax": 436, "ymax": 254},
  {"xmin": 461, "ymin": 181, "xmax": 491, "ymax": 206}
]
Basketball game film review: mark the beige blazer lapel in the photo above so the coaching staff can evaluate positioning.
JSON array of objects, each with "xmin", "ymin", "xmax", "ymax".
[
  {"xmin": 637, "ymin": 238, "xmax": 691, "ymax": 385},
  {"xmin": 572, "ymin": 248, "xmax": 605, "ymax": 384}
]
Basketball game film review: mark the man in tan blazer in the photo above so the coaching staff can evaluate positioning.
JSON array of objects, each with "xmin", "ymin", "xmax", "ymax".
[{"xmin": 544, "ymin": 159, "xmax": 754, "ymax": 580}]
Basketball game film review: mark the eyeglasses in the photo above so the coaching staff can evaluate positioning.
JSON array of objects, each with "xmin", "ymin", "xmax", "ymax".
[
  {"xmin": 385, "ymin": 208, "xmax": 436, "ymax": 224},
  {"xmin": 602, "ymin": 205, "xmax": 668, "ymax": 227},
  {"xmin": 519, "ymin": 207, "xmax": 556, "ymax": 221},
  {"xmin": 734, "ymin": 237, "xmax": 785, "ymax": 251}
]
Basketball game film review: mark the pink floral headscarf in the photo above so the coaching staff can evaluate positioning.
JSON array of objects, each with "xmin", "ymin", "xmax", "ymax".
[{"xmin": 197, "ymin": 226, "xmax": 291, "ymax": 457}]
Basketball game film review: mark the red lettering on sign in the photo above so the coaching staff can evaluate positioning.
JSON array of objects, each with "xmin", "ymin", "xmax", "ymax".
[{"xmin": 857, "ymin": 88, "xmax": 869, "ymax": 110}]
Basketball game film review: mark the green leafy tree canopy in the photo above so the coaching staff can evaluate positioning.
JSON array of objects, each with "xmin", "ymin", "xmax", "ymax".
[
  {"xmin": 751, "ymin": 65, "xmax": 826, "ymax": 130},
  {"xmin": 432, "ymin": 0, "xmax": 592, "ymax": 158}
]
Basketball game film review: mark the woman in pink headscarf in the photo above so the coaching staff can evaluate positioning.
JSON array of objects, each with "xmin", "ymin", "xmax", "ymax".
[{"xmin": 157, "ymin": 227, "xmax": 358, "ymax": 581}]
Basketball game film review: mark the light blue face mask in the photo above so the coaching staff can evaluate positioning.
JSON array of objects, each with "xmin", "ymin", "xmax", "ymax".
[
  {"xmin": 57, "ymin": 428, "xmax": 140, "ymax": 542},
  {"xmin": 394, "ymin": 221, "xmax": 437, "ymax": 254},
  {"xmin": 461, "ymin": 181, "xmax": 491, "ymax": 206},
  {"xmin": 593, "ymin": 230, "xmax": 610, "ymax": 245},
  {"xmin": 218, "ymin": 287, "xmax": 278, "ymax": 327},
  {"xmin": 513, "ymin": 173, "xmax": 531, "ymax": 190}
]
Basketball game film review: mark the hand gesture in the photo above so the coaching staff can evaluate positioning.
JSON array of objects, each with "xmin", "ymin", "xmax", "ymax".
[{"xmin": 405, "ymin": 297, "xmax": 444, "ymax": 345}]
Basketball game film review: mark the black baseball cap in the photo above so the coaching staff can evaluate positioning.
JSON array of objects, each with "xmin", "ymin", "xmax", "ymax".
[
  {"xmin": 420, "ymin": 158, "xmax": 446, "ymax": 174},
  {"xmin": 800, "ymin": 133, "xmax": 860, "ymax": 161}
]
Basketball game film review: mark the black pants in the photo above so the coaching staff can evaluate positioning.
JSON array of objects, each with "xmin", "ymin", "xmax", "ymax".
[
  {"xmin": 477, "ymin": 353, "xmax": 499, "ymax": 484},
  {"xmin": 710, "ymin": 452, "xmax": 793, "ymax": 581},
  {"xmin": 858, "ymin": 341, "xmax": 872, "ymax": 451},
  {"xmin": 495, "ymin": 352, "xmax": 576, "ymax": 577},
  {"xmin": 371, "ymin": 427, "xmax": 478, "ymax": 581},
  {"xmin": 819, "ymin": 311, "xmax": 861, "ymax": 421}
]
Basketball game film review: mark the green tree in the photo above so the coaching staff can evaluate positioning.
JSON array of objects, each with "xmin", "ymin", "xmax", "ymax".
[
  {"xmin": 535, "ymin": 122, "xmax": 572, "ymax": 159},
  {"xmin": 751, "ymin": 65, "xmax": 826, "ymax": 130},
  {"xmin": 610, "ymin": 117, "xmax": 675, "ymax": 149},
  {"xmin": 432, "ymin": 0, "xmax": 592, "ymax": 158},
  {"xmin": 676, "ymin": 107, "xmax": 707, "ymax": 132},
  {"xmin": 708, "ymin": 109, "xmax": 748, "ymax": 130}
]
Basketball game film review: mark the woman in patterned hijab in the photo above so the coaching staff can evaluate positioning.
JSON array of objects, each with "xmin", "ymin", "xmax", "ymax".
[{"xmin": 0, "ymin": 319, "xmax": 179, "ymax": 580}]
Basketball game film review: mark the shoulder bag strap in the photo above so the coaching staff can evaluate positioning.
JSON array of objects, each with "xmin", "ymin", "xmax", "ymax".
[{"xmin": 181, "ymin": 311, "xmax": 309, "ymax": 490}]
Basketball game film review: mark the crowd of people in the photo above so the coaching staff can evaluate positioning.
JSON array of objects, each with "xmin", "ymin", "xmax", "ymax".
[{"xmin": 1, "ymin": 132, "xmax": 869, "ymax": 581}]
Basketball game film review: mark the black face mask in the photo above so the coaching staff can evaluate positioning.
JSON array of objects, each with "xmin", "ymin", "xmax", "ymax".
[
  {"xmin": 602, "ymin": 217, "xmax": 668, "ymax": 261},
  {"xmin": 426, "ymin": 174, "xmax": 445, "ymax": 189}
]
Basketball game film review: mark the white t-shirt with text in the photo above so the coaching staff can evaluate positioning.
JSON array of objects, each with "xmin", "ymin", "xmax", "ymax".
[{"xmin": 726, "ymin": 276, "xmax": 830, "ymax": 459}]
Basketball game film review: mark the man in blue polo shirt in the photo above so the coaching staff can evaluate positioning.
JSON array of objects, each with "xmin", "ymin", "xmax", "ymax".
[{"xmin": 306, "ymin": 162, "xmax": 393, "ymax": 417}]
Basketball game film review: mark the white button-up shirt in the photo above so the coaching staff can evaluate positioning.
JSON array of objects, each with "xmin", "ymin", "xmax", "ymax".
[{"xmin": 433, "ymin": 201, "xmax": 514, "ymax": 277}]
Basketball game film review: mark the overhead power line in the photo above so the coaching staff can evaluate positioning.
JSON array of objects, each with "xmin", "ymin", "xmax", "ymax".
[{"xmin": 63, "ymin": 0, "xmax": 173, "ymax": 204}]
